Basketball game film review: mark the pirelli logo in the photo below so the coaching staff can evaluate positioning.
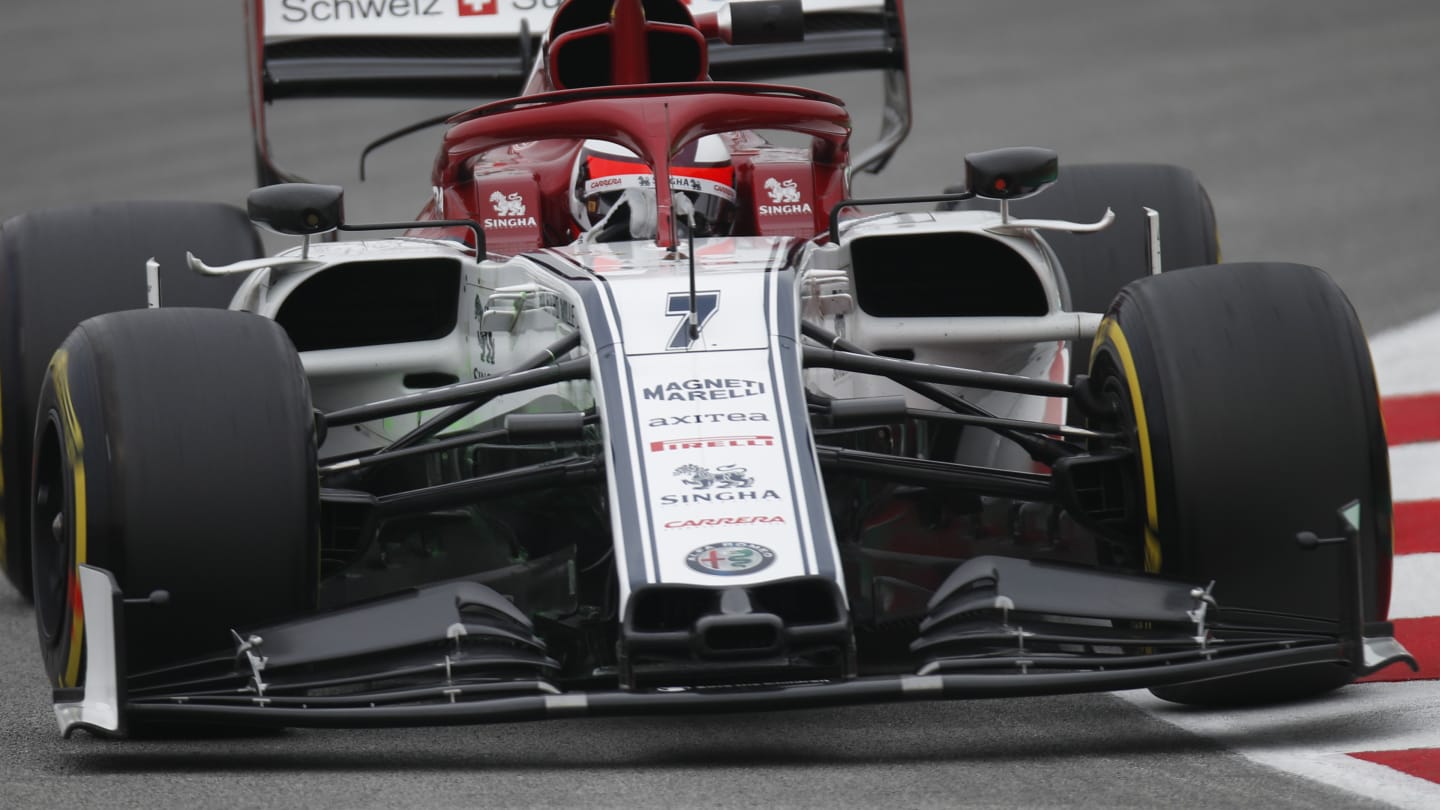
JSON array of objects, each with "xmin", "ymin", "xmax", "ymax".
[{"xmin": 648, "ymin": 435, "xmax": 775, "ymax": 453}]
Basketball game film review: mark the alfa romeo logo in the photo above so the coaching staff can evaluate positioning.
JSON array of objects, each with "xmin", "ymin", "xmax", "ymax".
[{"xmin": 686, "ymin": 542, "xmax": 776, "ymax": 576}]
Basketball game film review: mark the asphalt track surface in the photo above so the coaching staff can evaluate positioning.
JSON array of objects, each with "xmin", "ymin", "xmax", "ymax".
[{"xmin": 1, "ymin": 2, "xmax": 1437, "ymax": 807}]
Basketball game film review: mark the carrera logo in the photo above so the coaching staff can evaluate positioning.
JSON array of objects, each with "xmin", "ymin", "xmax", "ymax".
[
  {"xmin": 650, "ymin": 435, "xmax": 774, "ymax": 453},
  {"xmin": 663, "ymin": 516, "xmax": 786, "ymax": 529},
  {"xmin": 642, "ymin": 378, "xmax": 766, "ymax": 401},
  {"xmin": 647, "ymin": 412, "xmax": 768, "ymax": 427},
  {"xmin": 456, "ymin": 0, "xmax": 497, "ymax": 14},
  {"xmin": 278, "ymin": 0, "xmax": 445, "ymax": 22},
  {"xmin": 763, "ymin": 177, "xmax": 802, "ymax": 204}
]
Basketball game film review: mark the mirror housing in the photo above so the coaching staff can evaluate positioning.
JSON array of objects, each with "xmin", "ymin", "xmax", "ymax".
[
  {"xmin": 964, "ymin": 148, "xmax": 1059, "ymax": 201},
  {"xmin": 247, "ymin": 183, "xmax": 345, "ymax": 235},
  {"xmin": 726, "ymin": 0, "xmax": 805, "ymax": 45}
]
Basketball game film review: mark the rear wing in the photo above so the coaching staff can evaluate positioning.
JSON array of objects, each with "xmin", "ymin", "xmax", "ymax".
[{"xmin": 244, "ymin": 0, "xmax": 910, "ymax": 185}]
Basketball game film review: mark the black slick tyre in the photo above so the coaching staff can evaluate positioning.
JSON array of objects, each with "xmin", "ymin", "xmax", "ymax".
[
  {"xmin": 1, "ymin": 202, "xmax": 258, "ymax": 600},
  {"xmin": 30, "ymin": 308, "xmax": 316, "ymax": 687},
  {"xmin": 1086, "ymin": 263, "xmax": 1391, "ymax": 706}
]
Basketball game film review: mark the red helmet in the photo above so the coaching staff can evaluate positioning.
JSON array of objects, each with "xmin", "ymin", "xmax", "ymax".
[{"xmin": 570, "ymin": 136, "xmax": 737, "ymax": 241}]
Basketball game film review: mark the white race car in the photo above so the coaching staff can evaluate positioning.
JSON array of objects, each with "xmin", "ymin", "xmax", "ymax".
[{"xmin": 0, "ymin": 0, "xmax": 1411, "ymax": 737}]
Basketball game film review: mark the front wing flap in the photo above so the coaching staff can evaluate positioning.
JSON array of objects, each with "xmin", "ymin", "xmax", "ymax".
[{"xmin": 56, "ymin": 556, "xmax": 1416, "ymax": 736}]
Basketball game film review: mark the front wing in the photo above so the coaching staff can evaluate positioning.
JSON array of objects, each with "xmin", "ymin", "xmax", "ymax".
[{"xmin": 56, "ymin": 551, "xmax": 1415, "ymax": 737}]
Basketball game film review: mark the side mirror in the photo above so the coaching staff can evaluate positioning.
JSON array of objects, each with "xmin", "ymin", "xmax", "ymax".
[
  {"xmin": 964, "ymin": 148, "xmax": 1058, "ymax": 201},
  {"xmin": 724, "ymin": 0, "xmax": 805, "ymax": 45},
  {"xmin": 246, "ymin": 183, "xmax": 345, "ymax": 235}
]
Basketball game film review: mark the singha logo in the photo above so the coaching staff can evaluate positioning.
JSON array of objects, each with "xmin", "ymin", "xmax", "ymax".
[
  {"xmin": 763, "ymin": 177, "xmax": 802, "ymax": 204},
  {"xmin": 759, "ymin": 177, "xmax": 811, "ymax": 216},
  {"xmin": 484, "ymin": 190, "xmax": 537, "ymax": 229},
  {"xmin": 674, "ymin": 464, "xmax": 754, "ymax": 491},
  {"xmin": 490, "ymin": 191, "xmax": 526, "ymax": 217}
]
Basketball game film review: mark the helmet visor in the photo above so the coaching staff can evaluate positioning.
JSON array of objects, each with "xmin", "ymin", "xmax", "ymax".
[{"xmin": 576, "ymin": 148, "xmax": 736, "ymax": 240}]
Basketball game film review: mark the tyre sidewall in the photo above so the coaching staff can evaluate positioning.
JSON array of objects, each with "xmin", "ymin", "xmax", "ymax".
[
  {"xmin": 1089, "ymin": 264, "xmax": 1389, "ymax": 705},
  {"xmin": 31, "ymin": 333, "xmax": 116, "ymax": 688},
  {"xmin": 1121, "ymin": 265, "xmax": 1387, "ymax": 621},
  {"xmin": 33, "ymin": 310, "xmax": 318, "ymax": 680}
]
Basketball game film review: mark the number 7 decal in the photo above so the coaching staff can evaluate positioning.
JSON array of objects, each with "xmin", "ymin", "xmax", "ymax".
[{"xmin": 666, "ymin": 290, "xmax": 720, "ymax": 350}]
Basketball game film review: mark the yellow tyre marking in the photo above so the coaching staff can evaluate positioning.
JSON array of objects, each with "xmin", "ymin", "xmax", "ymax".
[
  {"xmin": 1091, "ymin": 318, "xmax": 1162, "ymax": 573},
  {"xmin": 50, "ymin": 349, "xmax": 88, "ymax": 688}
]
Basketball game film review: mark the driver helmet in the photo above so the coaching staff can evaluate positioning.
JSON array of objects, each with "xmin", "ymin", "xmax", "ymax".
[{"xmin": 570, "ymin": 136, "xmax": 737, "ymax": 241}]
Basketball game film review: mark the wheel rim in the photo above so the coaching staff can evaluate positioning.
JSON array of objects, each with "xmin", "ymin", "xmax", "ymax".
[
  {"xmin": 1084, "ymin": 351, "xmax": 1149, "ymax": 571},
  {"xmin": 31, "ymin": 416, "xmax": 69, "ymax": 646}
]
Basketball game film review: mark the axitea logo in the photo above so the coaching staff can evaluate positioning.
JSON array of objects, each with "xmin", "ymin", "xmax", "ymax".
[
  {"xmin": 642, "ymin": 378, "xmax": 766, "ymax": 401},
  {"xmin": 663, "ymin": 516, "xmax": 786, "ymax": 529},
  {"xmin": 276, "ymin": 0, "xmax": 447, "ymax": 22},
  {"xmin": 647, "ymin": 412, "xmax": 768, "ymax": 427},
  {"xmin": 650, "ymin": 435, "xmax": 774, "ymax": 453},
  {"xmin": 484, "ymin": 190, "xmax": 536, "ymax": 229}
]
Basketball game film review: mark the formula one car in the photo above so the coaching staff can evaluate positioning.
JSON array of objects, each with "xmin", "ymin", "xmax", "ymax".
[{"xmin": 0, "ymin": 0, "xmax": 1415, "ymax": 737}]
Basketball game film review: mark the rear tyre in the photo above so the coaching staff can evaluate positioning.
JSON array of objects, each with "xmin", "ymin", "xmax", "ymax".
[
  {"xmin": 31, "ymin": 308, "xmax": 316, "ymax": 687},
  {"xmin": 1085, "ymin": 263, "xmax": 1391, "ymax": 706},
  {"xmin": 947, "ymin": 163, "xmax": 1218, "ymax": 385},
  {"xmin": 1, "ymin": 202, "xmax": 258, "ymax": 600}
]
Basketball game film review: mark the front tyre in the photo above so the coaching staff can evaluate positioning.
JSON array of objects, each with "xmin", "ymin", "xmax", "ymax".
[
  {"xmin": 1086, "ymin": 263, "xmax": 1391, "ymax": 706},
  {"xmin": 2, "ymin": 202, "xmax": 257, "ymax": 600},
  {"xmin": 31, "ymin": 308, "xmax": 317, "ymax": 686}
]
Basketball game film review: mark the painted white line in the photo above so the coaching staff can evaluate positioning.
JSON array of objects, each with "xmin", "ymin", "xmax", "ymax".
[
  {"xmin": 1245, "ymin": 752, "xmax": 1440, "ymax": 810},
  {"xmin": 1391, "ymin": 441, "xmax": 1440, "ymax": 504},
  {"xmin": 1119, "ymin": 681, "xmax": 1440, "ymax": 809},
  {"xmin": 1372, "ymin": 309, "xmax": 1440, "ymax": 397},
  {"xmin": 1389, "ymin": 553, "xmax": 1440, "ymax": 620}
]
